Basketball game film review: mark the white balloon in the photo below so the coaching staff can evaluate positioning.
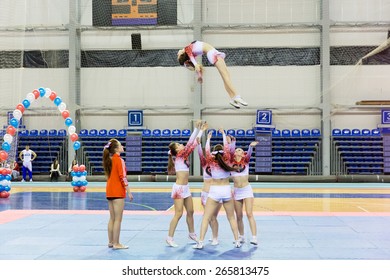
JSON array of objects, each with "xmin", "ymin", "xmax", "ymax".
[
  {"xmin": 73, "ymin": 176, "xmax": 80, "ymax": 182},
  {"xmin": 44, "ymin": 88, "xmax": 52, "ymax": 98},
  {"xmin": 3, "ymin": 133, "xmax": 13, "ymax": 144},
  {"xmin": 68, "ymin": 125, "xmax": 76, "ymax": 135},
  {"xmin": 13, "ymin": 109, "xmax": 22, "ymax": 120},
  {"xmin": 0, "ymin": 180, "xmax": 7, "ymax": 187},
  {"xmin": 26, "ymin": 92, "xmax": 35, "ymax": 103},
  {"xmin": 79, "ymin": 176, "xmax": 86, "ymax": 181},
  {"xmin": 58, "ymin": 102, "xmax": 66, "ymax": 113}
]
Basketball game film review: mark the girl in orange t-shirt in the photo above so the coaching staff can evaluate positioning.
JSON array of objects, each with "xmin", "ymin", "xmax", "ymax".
[{"xmin": 103, "ymin": 138, "xmax": 133, "ymax": 250}]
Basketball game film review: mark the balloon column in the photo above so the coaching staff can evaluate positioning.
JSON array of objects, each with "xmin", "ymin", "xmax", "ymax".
[
  {"xmin": 0, "ymin": 87, "xmax": 87, "ymax": 198},
  {"xmin": 70, "ymin": 164, "xmax": 88, "ymax": 192}
]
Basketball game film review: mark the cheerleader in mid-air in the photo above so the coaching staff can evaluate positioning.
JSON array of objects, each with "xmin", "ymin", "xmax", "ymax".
[{"xmin": 177, "ymin": 41, "xmax": 248, "ymax": 109}]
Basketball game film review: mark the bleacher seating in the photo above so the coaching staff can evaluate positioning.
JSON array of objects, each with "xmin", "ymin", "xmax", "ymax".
[
  {"xmin": 162, "ymin": 129, "xmax": 171, "ymax": 136},
  {"xmin": 29, "ymin": 129, "xmax": 38, "ymax": 136},
  {"xmin": 99, "ymin": 129, "xmax": 107, "ymax": 136},
  {"xmin": 226, "ymin": 129, "xmax": 235, "ymax": 136},
  {"xmin": 49, "ymin": 129, "xmax": 58, "ymax": 136},
  {"xmin": 182, "ymin": 129, "xmax": 191, "ymax": 136},
  {"xmin": 331, "ymin": 128, "xmax": 383, "ymax": 175},
  {"xmin": 142, "ymin": 129, "xmax": 151, "ymax": 137},
  {"xmin": 39, "ymin": 129, "xmax": 48, "ymax": 136},
  {"xmin": 236, "ymin": 129, "xmax": 245, "ymax": 137},
  {"xmin": 79, "ymin": 129, "xmax": 88, "ymax": 137},
  {"xmin": 272, "ymin": 129, "xmax": 281, "ymax": 137},
  {"xmin": 291, "ymin": 129, "xmax": 300, "ymax": 137},
  {"xmin": 118, "ymin": 129, "xmax": 127, "ymax": 136},
  {"xmin": 172, "ymin": 129, "xmax": 181, "ymax": 136},
  {"xmin": 282, "ymin": 129, "xmax": 291, "ymax": 137},
  {"xmin": 108, "ymin": 129, "xmax": 117, "ymax": 136},
  {"xmin": 58, "ymin": 129, "xmax": 67, "ymax": 136},
  {"xmin": 89, "ymin": 129, "xmax": 98, "ymax": 136}
]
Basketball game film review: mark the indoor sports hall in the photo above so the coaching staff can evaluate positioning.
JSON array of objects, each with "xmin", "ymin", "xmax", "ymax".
[{"xmin": 1, "ymin": 0, "xmax": 390, "ymax": 267}]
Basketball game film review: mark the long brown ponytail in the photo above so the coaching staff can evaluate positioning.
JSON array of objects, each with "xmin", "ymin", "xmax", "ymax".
[
  {"xmin": 102, "ymin": 138, "xmax": 120, "ymax": 178},
  {"xmin": 213, "ymin": 144, "xmax": 237, "ymax": 172},
  {"xmin": 167, "ymin": 142, "xmax": 178, "ymax": 175}
]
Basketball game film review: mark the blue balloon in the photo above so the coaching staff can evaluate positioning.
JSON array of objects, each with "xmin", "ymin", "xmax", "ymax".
[
  {"xmin": 82, "ymin": 171, "xmax": 87, "ymax": 176},
  {"xmin": 73, "ymin": 141, "xmax": 81, "ymax": 151},
  {"xmin": 75, "ymin": 171, "xmax": 82, "ymax": 177},
  {"xmin": 71, "ymin": 181, "xmax": 77, "ymax": 186},
  {"xmin": 22, "ymin": 99, "xmax": 31, "ymax": 109},
  {"xmin": 64, "ymin": 117, "xmax": 73, "ymax": 127},
  {"xmin": 81, "ymin": 180, "xmax": 88, "ymax": 186},
  {"xmin": 38, "ymin": 87, "xmax": 46, "ymax": 97},
  {"xmin": 10, "ymin": 118, "xmax": 19, "ymax": 128},
  {"xmin": 4, "ymin": 186, "xmax": 10, "ymax": 192},
  {"xmin": 0, "ymin": 186, "xmax": 4, "ymax": 192},
  {"xmin": 2, "ymin": 142, "xmax": 10, "ymax": 152},
  {"xmin": 54, "ymin": 97, "xmax": 62, "ymax": 106},
  {"xmin": 5, "ymin": 175, "xmax": 11, "ymax": 181},
  {"xmin": 0, "ymin": 175, "xmax": 4, "ymax": 181},
  {"xmin": 70, "ymin": 171, "xmax": 75, "ymax": 177}
]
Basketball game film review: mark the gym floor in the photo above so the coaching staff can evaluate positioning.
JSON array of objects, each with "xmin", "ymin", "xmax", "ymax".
[{"xmin": 1, "ymin": 181, "xmax": 390, "ymax": 260}]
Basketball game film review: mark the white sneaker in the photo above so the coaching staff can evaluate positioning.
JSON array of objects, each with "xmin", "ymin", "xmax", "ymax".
[
  {"xmin": 193, "ymin": 241, "xmax": 204, "ymax": 250},
  {"xmin": 188, "ymin": 233, "xmax": 198, "ymax": 243},
  {"xmin": 250, "ymin": 237, "xmax": 258, "ymax": 246},
  {"xmin": 21, "ymin": 179, "xmax": 25, "ymax": 182},
  {"xmin": 233, "ymin": 236, "xmax": 245, "ymax": 244},
  {"xmin": 211, "ymin": 239, "xmax": 219, "ymax": 246},
  {"xmin": 229, "ymin": 99, "xmax": 241, "ymax": 109},
  {"xmin": 166, "ymin": 238, "xmax": 178, "ymax": 248},
  {"xmin": 234, "ymin": 95, "xmax": 248, "ymax": 106},
  {"xmin": 234, "ymin": 240, "xmax": 242, "ymax": 248},
  {"xmin": 29, "ymin": 179, "xmax": 33, "ymax": 182}
]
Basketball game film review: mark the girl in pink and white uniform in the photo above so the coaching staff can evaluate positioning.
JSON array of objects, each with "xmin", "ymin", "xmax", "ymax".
[
  {"xmin": 193, "ymin": 129, "xmax": 241, "ymax": 249},
  {"xmin": 196, "ymin": 130, "xmax": 221, "ymax": 246},
  {"xmin": 177, "ymin": 41, "xmax": 248, "ymax": 109},
  {"xmin": 166, "ymin": 120, "xmax": 207, "ymax": 247},
  {"xmin": 230, "ymin": 137, "xmax": 259, "ymax": 245}
]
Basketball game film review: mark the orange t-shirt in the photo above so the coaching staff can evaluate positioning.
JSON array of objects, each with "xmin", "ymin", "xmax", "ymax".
[{"xmin": 106, "ymin": 153, "xmax": 128, "ymax": 198}]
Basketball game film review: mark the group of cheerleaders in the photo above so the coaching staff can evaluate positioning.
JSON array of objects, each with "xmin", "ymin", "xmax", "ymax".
[{"xmin": 167, "ymin": 120, "xmax": 258, "ymax": 249}]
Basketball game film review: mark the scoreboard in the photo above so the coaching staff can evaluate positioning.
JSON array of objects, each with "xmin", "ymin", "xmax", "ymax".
[{"xmin": 112, "ymin": 0, "xmax": 158, "ymax": 25}]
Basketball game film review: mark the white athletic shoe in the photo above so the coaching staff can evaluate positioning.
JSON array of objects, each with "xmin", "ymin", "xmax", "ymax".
[
  {"xmin": 250, "ymin": 237, "xmax": 258, "ymax": 246},
  {"xmin": 233, "ymin": 235, "xmax": 245, "ymax": 244},
  {"xmin": 234, "ymin": 95, "xmax": 248, "ymax": 106},
  {"xmin": 234, "ymin": 240, "xmax": 242, "ymax": 248},
  {"xmin": 229, "ymin": 99, "xmax": 241, "ymax": 109},
  {"xmin": 21, "ymin": 179, "xmax": 25, "ymax": 182},
  {"xmin": 30, "ymin": 179, "xmax": 33, "ymax": 182},
  {"xmin": 211, "ymin": 239, "xmax": 219, "ymax": 246},
  {"xmin": 193, "ymin": 241, "xmax": 204, "ymax": 250},
  {"xmin": 166, "ymin": 238, "xmax": 178, "ymax": 248}
]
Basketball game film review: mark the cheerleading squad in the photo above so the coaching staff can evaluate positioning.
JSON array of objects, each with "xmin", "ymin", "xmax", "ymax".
[{"xmin": 167, "ymin": 120, "xmax": 259, "ymax": 250}]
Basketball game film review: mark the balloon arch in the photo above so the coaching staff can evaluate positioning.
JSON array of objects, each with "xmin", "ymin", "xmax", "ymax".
[{"xmin": 0, "ymin": 87, "xmax": 88, "ymax": 198}]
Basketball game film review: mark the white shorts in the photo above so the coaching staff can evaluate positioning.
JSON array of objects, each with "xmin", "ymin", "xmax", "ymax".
[
  {"xmin": 171, "ymin": 183, "xmax": 191, "ymax": 199},
  {"xmin": 206, "ymin": 48, "xmax": 226, "ymax": 65},
  {"xmin": 208, "ymin": 185, "xmax": 232, "ymax": 203},
  {"xmin": 234, "ymin": 184, "xmax": 254, "ymax": 200}
]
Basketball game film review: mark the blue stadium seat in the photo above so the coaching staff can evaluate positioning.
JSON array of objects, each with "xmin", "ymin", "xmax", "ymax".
[
  {"xmin": 39, "ymin": 129, "xmax": 48, "ymax": 136},
  {"xmin": 236, "ymin": 129, "xmax": 245, "ymax": 137},
  {"xmin": 19, "ymin": 130, "xmax": 29, "ymax": 136},
  {"xmin": 352, "ymin": 129, "xmax": 361, "ymax": 136},
  {"xmin": 342, "ymin": 129, "xmax": 351, "ymax": 136},
  {"xmin": 171, "ymin": 129, "xmax": 181, "ymax": 136},
  {"xmin": 301, "ymin": 129, "xmax": 310, "ymax": 137},
  {"xmin": 311, "ymin": 129, "xmax": 321, "ymax": 136},
  {"xmin": 332, "ymin": 129, "xmax": 341, "ymax": 136},
  {"xmin": 246, "ymin": 129, "xmax": 255, "ymax": 136},
  {"xmin": 282, "ymin": 129, "xmax": 291, "ymax": 137},
  {"xmin": 58, "ymin": 129, "xmax": 66, "ymax": 136},
  {"xmin": 291, "ymin": 129, "xmax": 300, "ymax": 137},
  {"xmin": 182, "ymin": 129, "xmax": 191, "ymax": 136},
  {"xmin": 361, "ymin": 129, "xmax": 370, "ymax": 136},
  {"xmin": 99, "ymin": 129, "xmax": 108, "ymax": 136},
  {"xmin": 152, "ymin": 129, "xmax": 161, "ymax": 136},
  {"xmin": 29, "ymin": 129, "xmax": 38, "ymax": 136},
  {"xmin": 49, "ymin": 129, "xmax": 58, "ymax": 136},
  {"xmin": 207, "ymin": 129, "xmax": 217, "ymax": 137},
  {"xmin": 0, "ymin": 130, "xmax": 4, "ymax": 137},
  {"xmin": 162, "ymin": 129, "xmax": 171, "ymax": 136},
  {"xmin": 79, "ymin": 129, "xmax": 88, "ymax": 137},
  {"xmin": 118, "ymin": 129, "xmax": 126, "ymax": 136},
  {"xmin": 272, "ymin": 129, "xmax": 281, "ymax": 137},
  {"xmin": 226, "ymin": 129, "xmax": 235, "ymax": 136},
  {"xmin": 89, "ymin": 129, "xmax": 98, "ymax": 136},
  {"xmin": 108, "ymin": 129, "xmax": 117, "ymax": 136},
  {"xmin": 371, "ymin": 128, "xmax": 381, "ymax": 136},
  {"xmin": 142, "ymin": 129, "xmax": 151, "ymax": 137}
]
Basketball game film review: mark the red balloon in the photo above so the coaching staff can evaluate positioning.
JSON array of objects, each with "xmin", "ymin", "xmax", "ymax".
[
  {"xmin": 73, "ymin": 187, "xmax": 79, "ymax": 192},
  {"xmin": 49, "ymin": 91, "xmax": 57, "ymax": 101},
  {"xmin": 70, "ymin": 133, "xmax": 78, "ymax": 142},
  {"xmin": 16, "ymin": 103, "xmax": 25, "ymax": 113},
  {"xmin": 0, "ymin": 151, "xmax": 8, "ymax": 161},
  {"xmin": 6, "ymin": 125, "xmax": 16, "ymax": 136},
  {"xmin": 79, "ymin": 186, "xmax": 86, "ymax": 192},
  {"xmin": 4, "ymin": 168, "xmax": 12, "ymax": 175},
  {"xmin": 0, "ymin": 168, "xmax": 8, "ymax": 176},
  {"xmin": 72, "ymin": 165, "xmax": 79, "ymax": 172},
  {"xmin": 0, "ymin": 191, "xmax": 10, "ymax": 198},
  {"xmin": 79, "ymin": 164, "xmax": 86, "ymax": 172},
  {"xmin": 32, "ymin": 89, "xmax": 40, "ymax": 99},
  {"xmin": 61, "ymin": 110, "xmax": 70, "ymax": 119}
]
